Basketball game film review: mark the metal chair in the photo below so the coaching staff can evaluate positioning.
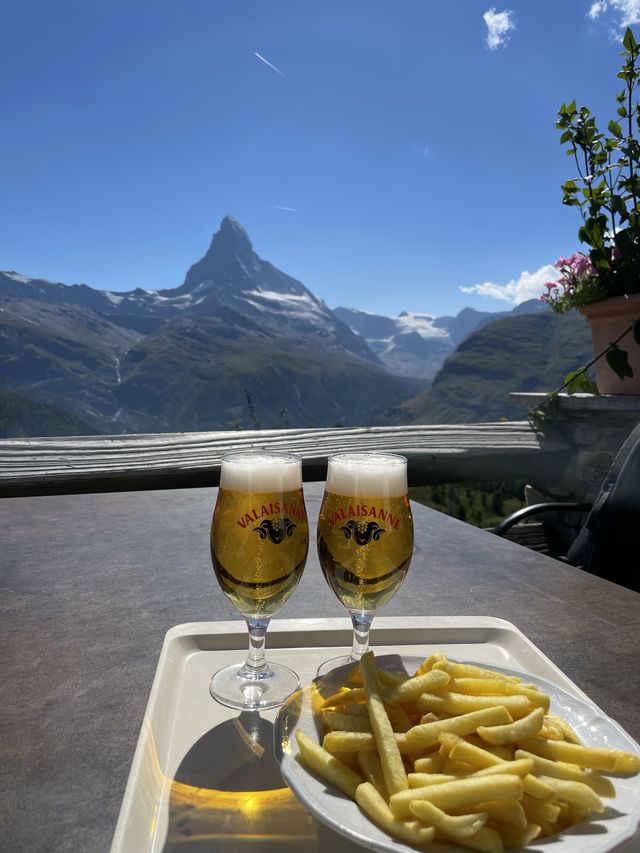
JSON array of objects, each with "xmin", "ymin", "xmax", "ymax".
[{"xmin": 493, "ymin": 420, "xmax": 640, "ymax": 592}]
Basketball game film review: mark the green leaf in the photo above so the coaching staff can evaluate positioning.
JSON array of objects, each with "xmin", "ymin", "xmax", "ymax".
[
  {"xmin": 615, "ymin": 227, "xmax": 634, "ymax": 255},
  {"xmin": 612, "ymin": 195, "xmax": 628, "ymax": 218},
  {"xmin": 606, "ymin": 344, "xmax": 634, "ymax": 380},
  {"xmin": 623, "ymin": 27, "xmax": 638, "ymax": 51},
  {"xmin": 578, "ymin": 215, "xmax": 608, "ymax": 248},
  {"xmin": 608, "ymin": 119, "xmax": 623, "ymax": 138},
  {"xmin": 563, "ymin": 370, "xmax": 598, "ymax": 394},
  {"xmin": 528, "ymin": 392, "xmax": 560, "ymax": 431},
  {"xmin": 618, "ymin": 105, "xmax": 629, "ymax": 117},
  {"xmin": 590, "ymin": 246, "xmax": 610, "ymax": 269},
  {"xmin": 560, "ymin": 130, "xmax": 573, "ymax": 144},
  {"xmin": 578, "ymin": 224, "xmax": 593, "ymax": 245}
]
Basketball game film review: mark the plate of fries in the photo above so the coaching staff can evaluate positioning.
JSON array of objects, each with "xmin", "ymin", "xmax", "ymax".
[{"xmin": 275, "ymin": 651, "xmax": 640, "ymax": 852}]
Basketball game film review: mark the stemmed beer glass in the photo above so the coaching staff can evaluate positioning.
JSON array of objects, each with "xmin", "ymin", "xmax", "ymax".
[
  {"xmin": 209, "ymin": 451, "xmax": 309, "ymax": 709},
  {"xmin": 316, "ymin": 452, "xmax": 413, "ymax": 675}
]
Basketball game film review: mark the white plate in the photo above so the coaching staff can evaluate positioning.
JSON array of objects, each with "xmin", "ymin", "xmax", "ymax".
[{"xmin": 274, "ymin": 655, "xmax": 640, "ymax": 853}]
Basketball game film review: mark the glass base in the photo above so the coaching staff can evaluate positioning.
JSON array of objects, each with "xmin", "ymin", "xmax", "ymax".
[
  {"xmin": 316, "ymin": 654, "xmax": 359, "ymax": 677},
  {"xmin": 209, "ymin": 661, "xmax": 300, "ymax": 710}
]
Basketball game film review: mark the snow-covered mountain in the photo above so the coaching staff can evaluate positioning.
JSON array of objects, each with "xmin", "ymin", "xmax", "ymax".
[
  {"xmin": 334, "ymin": 301, "xmax": 547, "ymax": 379},
  {"xmin": 0, "ymin": 217, "xmax": 376, "ymax": 364},
  {"xmin": 0, "ymin": 217, "xmax": 421, "ymax": 432},
  {"xmin": 1, "ymin": 216, "xmax": 554, "ymax": 434},
  {"xmin": 333, "ymin": 307, "xmax": 453, "ymax": 379}
]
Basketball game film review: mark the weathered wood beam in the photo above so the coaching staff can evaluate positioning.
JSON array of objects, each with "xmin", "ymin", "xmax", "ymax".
[{"xmin": 0, "ymin": 422, "xmax": 569, "ymax": 497}]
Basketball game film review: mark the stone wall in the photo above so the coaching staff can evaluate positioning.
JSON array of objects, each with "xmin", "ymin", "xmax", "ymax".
[{"xmin": 510, "ymin": 392, "xmax": 640, "ymax": 502}]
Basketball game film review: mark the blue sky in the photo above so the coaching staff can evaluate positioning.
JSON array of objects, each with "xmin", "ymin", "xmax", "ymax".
[{"xmin": 2, "ymin": 0, "xmax": 640, "ymax": 316}]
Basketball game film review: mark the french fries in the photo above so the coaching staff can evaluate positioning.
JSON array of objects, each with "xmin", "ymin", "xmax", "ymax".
[
  {"xmin": 360, "ymin": 648, "xmax": 409, "ymax": 795},
  {"xmin": 477, "ymin": 706, "xmax": 545, "ymax": 745},
  {"xmin": 356, "ymin": 782, "xmax": 435, "ymax": 846},
  {"xmin": 406, "ymin": 706, "xmax": 513, "ymax": 750},
  {"xmin": 295, "ymin": 730, "xmax": 362, "ymax": 798},
  {"xmin": 293, "ymin": 651, "xmax": 640, "ymax": 850}
]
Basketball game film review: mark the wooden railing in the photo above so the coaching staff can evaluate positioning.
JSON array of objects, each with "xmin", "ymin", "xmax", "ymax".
[{"xmin": 0, "ymin": 421, "xmax": 570, "ymax": 498}]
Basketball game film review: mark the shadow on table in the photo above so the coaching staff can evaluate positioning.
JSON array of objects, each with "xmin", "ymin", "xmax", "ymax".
[{"xmin": 161, "ymin": 711, "xmax": 362, "ymax": 853}]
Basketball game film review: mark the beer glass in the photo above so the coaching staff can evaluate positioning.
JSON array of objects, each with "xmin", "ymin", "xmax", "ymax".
[
  {"xmin": 316, "ymin": 452, "xmax": 413, "ymax": 675},
  {"xmin": 209, "ymin": 451, "xmax": 309, "ymax": 709}
]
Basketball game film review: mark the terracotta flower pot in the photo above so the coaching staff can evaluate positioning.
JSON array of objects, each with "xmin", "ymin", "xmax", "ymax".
[{"xmin": 580, "ymin": 293, "xmax": 640, "ymax": 394}]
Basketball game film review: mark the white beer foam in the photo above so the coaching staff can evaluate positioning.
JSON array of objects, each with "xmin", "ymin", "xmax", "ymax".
[
  {"xmin": 220, "ymin": 453, "xmax": 302, "ymax": 492},
  {"xmin": 326, "ymin": 452, "xmax": 407, "ymax": 497}
]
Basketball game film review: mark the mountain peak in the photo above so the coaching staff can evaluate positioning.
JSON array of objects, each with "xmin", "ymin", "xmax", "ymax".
[
  {"xmin": 214, "ymin": 215, "xmax": 253, "ymax": 252},
  {"xmin": 178, "ymin": 216, "xmax": 255, "ymax": 291}
]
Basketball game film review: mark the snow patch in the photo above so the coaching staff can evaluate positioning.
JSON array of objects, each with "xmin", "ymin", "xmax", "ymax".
[
  {"xmin": 4, "ymin": 272, "xmax": 33, "ymax": 284},
  {"xmin": 236, "ymin": 258, "xmax": 252, "ymax": 278},
  {"xmin": 242, "ymin": 289, "xmax": 328, "ymax": 323},
  {"xmin": 102, "ymin": 291, "xmax": 124, "ymax": 306}
]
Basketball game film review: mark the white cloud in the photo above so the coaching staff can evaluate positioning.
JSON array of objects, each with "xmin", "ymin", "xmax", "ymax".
[
  {"xmin": 460, "ymin": 263, "xmax": 558, "ymax": 305},
  {"xmin": 483, "ymin": 8, "xmax": 515, "ymax": 50},
  {"xmin": 588, "ymin": 1, "xmax": 607, "ymax": 18},
  {"xmin": 587, "ymin": 0, "xmax": 640, "ymax": 26}
]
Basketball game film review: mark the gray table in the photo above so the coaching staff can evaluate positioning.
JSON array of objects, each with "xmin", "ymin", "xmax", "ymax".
[{"xmin": 2, "ymin": 484, "xmax": 639, "ymax": 852}]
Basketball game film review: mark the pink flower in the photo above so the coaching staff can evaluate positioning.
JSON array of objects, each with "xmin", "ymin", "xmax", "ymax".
[
  {"xmin": 554, "ymin": 251, "xmax": 596, "ymax": 278},
  {"xmin": 544, "ymin": 281, "xmax": 559, "ymax": 291},
  {"xmin": 555, "ymin": 256, "xmax": 573, "ymax": 269},
  {"xmin": 570, "ymin": 253, "xmax": 595, "ymax": 277},
  {"xmin": 612, "ymin": 246, "xmax": 620, "ymax": 261}
]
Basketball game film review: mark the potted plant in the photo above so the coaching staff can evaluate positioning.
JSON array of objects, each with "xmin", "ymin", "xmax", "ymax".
[{"xmin": 543, "ymin": 27, "xmax": 640, "ymax": 394}]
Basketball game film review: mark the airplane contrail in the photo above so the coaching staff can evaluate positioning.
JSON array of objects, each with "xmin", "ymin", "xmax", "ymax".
[
  {"xmin": 254, "ymin": 52, "xmax": 285, "ymax": 77},
  {"xmin": 274, "ymin": 206, "xmax": 297, "ymax": 212}
]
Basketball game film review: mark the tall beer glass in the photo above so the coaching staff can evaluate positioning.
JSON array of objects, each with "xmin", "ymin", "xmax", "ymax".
[
  {"xmin": 209, "ymin": 451, "xmax": 308, "ymax": 709},
  {"xmin": 317, "ymin": 452, "xmax": 413, "ymax": 675}
]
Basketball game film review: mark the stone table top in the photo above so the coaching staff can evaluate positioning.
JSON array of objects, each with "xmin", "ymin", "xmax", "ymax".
[{"xmin": 2, "ymin": 483, "xmax": 639, "ymax": 851}]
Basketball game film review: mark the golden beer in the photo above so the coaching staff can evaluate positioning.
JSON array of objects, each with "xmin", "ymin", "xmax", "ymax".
[
  {"xmin": 318, "ymin": 490, "xmax": 413, "ymax": 612},
  {"xmin": 316, "ymin": 452, "xmax": 413, "ymax": 674},
  {"xmin": 211, "ymin": 486, "xmax": 308, "ymax": 617},
  {"xmin": 209, "ymin": 451, "xmax": 308, "ymax": 710}
]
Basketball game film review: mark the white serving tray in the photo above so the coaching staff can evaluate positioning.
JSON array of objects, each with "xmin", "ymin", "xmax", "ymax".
[{"xmin": 110, "ymin": 616, "xmax": 637, "ymax": 853}]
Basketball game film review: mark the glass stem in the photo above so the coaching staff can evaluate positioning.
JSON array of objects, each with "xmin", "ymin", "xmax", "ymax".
[
  {"xmin": 239, "ymin": 617, "xmax": 272, "ymax": 678},
  {"xmin": 349, "ymin": 612, "xmax": 374, "ymax": 663}
]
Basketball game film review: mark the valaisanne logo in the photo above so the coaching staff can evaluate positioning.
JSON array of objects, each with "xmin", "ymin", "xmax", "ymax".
[
  {"xmin": 252, "ymin": 518, "xmax": 297, "ymax": 544},
  {"xmin": 339, "ymin": 520, "xmax": 386, "ymax": 546}
]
